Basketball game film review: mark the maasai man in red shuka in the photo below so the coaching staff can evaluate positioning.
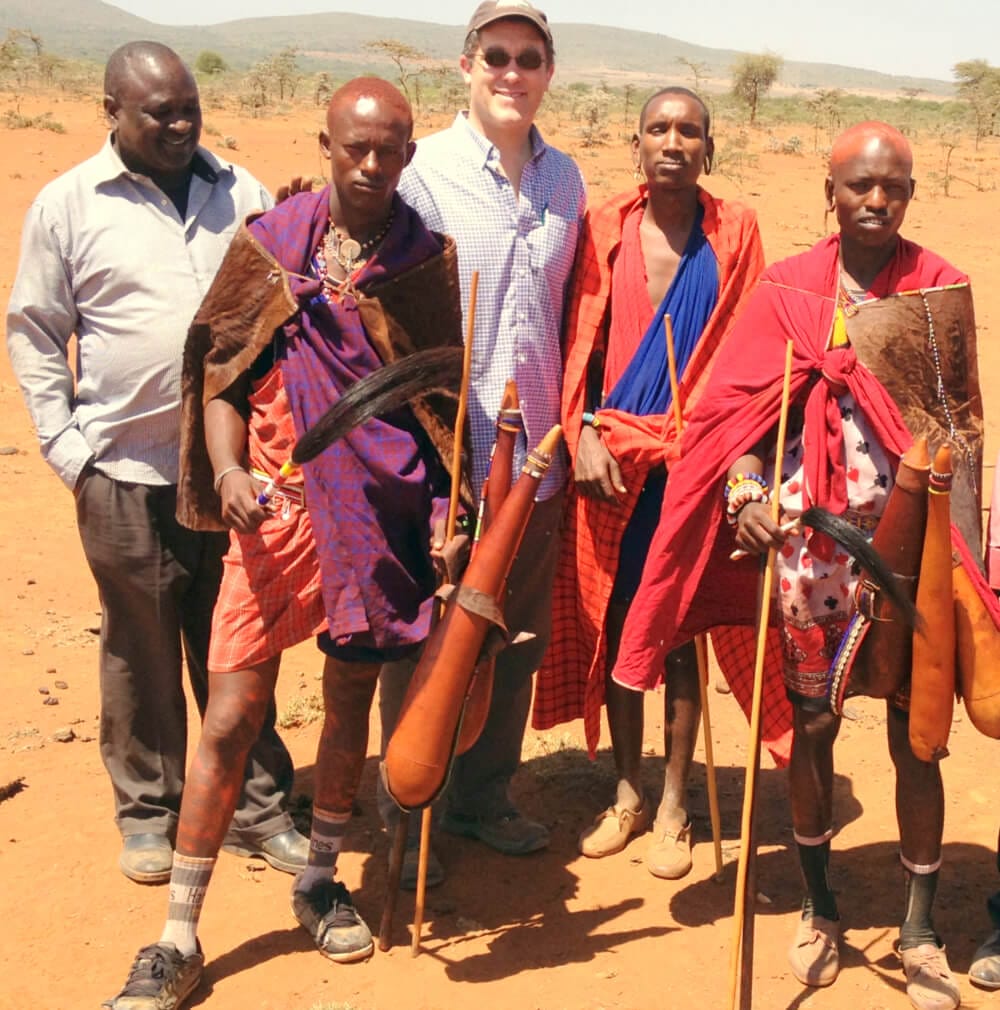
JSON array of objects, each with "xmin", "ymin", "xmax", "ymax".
[
  {"xmin": 533, "ymin": 87, "xmax": 779, "ymax": 882},
  {"xmin": 613, "ymin": 122, "xmax": 990, "ymax": 1010},
  {"xmin": 106, "ymin": 79, "xmax": 465, "ymax": 1010}
]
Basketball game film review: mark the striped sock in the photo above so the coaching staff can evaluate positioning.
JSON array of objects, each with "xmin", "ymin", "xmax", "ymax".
[
  {"xmin": 295, "ymin": 806, "xmax": 350, "ymax": 894},
  {"xmin": 160, "ymin": 853, "xmax": 216, "ymax": 957}
]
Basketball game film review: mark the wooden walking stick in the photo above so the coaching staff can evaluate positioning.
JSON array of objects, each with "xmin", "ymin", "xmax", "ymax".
[
  {"xmin": 727, "ymin": 339, "xmax": 795, "ymax": 1010},
  {"xmin": 378, "ymin": 807, "xmax": 409, "ymax": 950},
  {"xmin": 411, "ymin": 270, "xmax": 478, "ymax": 956},
  {"xmin": 664, "ymin": 314, "xmax": 722, "ymax": 877}
]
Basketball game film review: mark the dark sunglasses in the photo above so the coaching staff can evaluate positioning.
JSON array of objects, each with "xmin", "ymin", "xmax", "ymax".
[{"xmin": 480, "ymin": 46, "xmax": 546, "ymax": 71}]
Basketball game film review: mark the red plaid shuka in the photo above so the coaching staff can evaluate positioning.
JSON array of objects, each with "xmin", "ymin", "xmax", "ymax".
[
  {"xmin": 209, "ymin": 366, "xmax": 325, "ymax": 672},
  {"xmin": 532, "ymin": 185, "xmax": 793, "ymax": 762}
]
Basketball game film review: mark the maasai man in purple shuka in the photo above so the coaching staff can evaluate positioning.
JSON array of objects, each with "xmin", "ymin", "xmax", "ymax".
[
  {"xmin": 108, "ymin": 79, "xmax": 465, "ymax": 1010},
  {"xmin": 253, "ymin": 188, "xmax": 451, "ymax": 657}
]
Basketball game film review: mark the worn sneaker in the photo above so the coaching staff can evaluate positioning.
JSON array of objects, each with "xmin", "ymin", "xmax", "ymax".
[
  {"xmin": 291, "ymin": 877, "xmax": 374, "ymax": 963},
  {"xmin": 900, "ymin": 943, "xmax": 961, "ymax": 1010},
  {"xmin": 102, "ymin": 942, "xmax": 204, "ymax": 1010},
  {"xmin": 441, "ymin": 808, "xmax": 549, "ymax": 855}
]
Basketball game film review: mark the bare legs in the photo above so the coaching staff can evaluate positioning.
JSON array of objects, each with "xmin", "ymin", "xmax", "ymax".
[
  {"xmin": 604, "ymin": 603, "xmax": 700, "ymax": 826},
  {"xmin": 175, "ymin": 658, "xmax": 282, "ymax": 857}
]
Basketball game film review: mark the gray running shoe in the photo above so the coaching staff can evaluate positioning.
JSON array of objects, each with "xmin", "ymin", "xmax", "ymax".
[
  {"xmin": 103, "ymin": 942, "xmax": 203, "ymax": 1010},
  {"xmin": 291, "ymin": 877, "xmax": 374, "ymax": 963}
]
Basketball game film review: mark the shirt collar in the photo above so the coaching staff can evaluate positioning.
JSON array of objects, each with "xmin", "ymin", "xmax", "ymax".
[
  {"xmin": 94, "ymin": 133, "xmax": 232, "ymax": 187},
  {"xmin": 451, "ymin": 111, "xmax": 546, "ymax": 169}
]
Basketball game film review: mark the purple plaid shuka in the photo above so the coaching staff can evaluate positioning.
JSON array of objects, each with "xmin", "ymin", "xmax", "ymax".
[{"xmin": 249, "ymin": 189, "xmax": 450, "ymax": 655}]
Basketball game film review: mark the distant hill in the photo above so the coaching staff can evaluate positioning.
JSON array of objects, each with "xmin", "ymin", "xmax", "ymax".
[{"xmin": 0, "ymin": 0, "xmax": 953, "ymax": 97}]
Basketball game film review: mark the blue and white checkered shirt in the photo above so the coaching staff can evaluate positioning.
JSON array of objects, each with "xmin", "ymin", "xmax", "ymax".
[{"xmin": 399, "ymin": 113, "xmax": 586, "ymax": 501}]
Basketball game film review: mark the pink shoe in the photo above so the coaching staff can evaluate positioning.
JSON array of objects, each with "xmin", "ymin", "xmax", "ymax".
[
  {"xmin": 900, "ymin": 944, "xmax": 961, "ymax": 1010},
  {"xmin": 788, "ymin": 915, "xmax": 840, "ymax": 987}
]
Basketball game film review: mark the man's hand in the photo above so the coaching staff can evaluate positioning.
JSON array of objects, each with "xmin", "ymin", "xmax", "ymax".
[
  {"xmin": 275, "ymin": 176, "xmax": 315, "ymax": 204},
  {"xmin": 575, "ymin": 424, "xmax": 626, "ymax": 504},
  {"xmin": 734, "ymin": 501, "xmax": 790, "ymax": 555},
  {"xmin": 430, "ymin": 517, "xmax": 471, "ymax": 584},
  {"xmin": 218, "ymin": 470, "xmax": 268, "ymax": 533}
]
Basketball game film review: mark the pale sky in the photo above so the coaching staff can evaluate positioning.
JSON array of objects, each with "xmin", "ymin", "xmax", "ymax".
[{"xmin": 107, "ymin": 0, "xmax": 999, "ymax": 82}]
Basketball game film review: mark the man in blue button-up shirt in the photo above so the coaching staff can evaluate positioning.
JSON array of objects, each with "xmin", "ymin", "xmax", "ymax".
[{"xmin": 379, "ymin": 1, "xmax": 586, "ymax": 876}]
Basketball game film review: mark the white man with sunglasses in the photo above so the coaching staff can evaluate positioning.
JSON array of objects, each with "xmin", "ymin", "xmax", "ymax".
[{"xmin": 378, "ymin": 0, "xmax": 586, "ymax": 878}]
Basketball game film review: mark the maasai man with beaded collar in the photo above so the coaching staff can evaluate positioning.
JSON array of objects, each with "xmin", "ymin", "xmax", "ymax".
[
  {"xmin": 104, "ymin": 78, "xmax": 465, "ymax": 1010},
  {"xmin": 612, "ymin": 122, "xmax": 988, "ymax": 1010},
  {"xmin": 533, "ymin": 87, "xmax": 786, "ymax": 880}
]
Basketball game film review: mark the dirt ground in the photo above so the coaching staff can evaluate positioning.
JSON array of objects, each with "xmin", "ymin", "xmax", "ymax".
[{"xmin": 3, "ymin": 92, "xmax": 1000, "ymax": 1010}]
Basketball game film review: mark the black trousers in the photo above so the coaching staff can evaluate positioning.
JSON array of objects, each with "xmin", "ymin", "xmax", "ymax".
[{"xmin": 75, "ymin": 471, "xmax": 294, "ymax": 844}]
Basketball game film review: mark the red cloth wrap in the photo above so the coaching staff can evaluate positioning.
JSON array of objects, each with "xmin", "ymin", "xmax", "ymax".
[
  {"xmin": 611, "ymin": 234, "xmax": 974, "ymax": 707},
  {"xmin": 533, "ymin": 186, "xmax": 770, "ymax": 756}
]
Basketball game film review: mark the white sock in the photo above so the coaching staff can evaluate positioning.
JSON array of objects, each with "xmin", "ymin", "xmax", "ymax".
[{"xmin": 160, "ymin": 853, "xmax": 216, "ymax": 957}]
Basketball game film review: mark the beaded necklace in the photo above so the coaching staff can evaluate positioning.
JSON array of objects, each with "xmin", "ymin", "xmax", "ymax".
[{"xmin": 323, "ymin": 211, "xmax": 394, "ymax": 276}]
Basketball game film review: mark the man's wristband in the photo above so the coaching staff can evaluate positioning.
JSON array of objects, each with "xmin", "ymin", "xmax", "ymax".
[
  {"xmin": 724, "ymin": 471, "xmax": 770, "ymax": 526},
  {"xmin": 213, "ymin": 465, "xmax": 247, "ymax": 494},
  {"xmin": 582, "ymin": 411, "xmax": 602, "ymax": 429}
]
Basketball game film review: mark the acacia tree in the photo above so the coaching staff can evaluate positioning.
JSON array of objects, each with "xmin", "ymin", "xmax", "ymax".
[
  {"xmin": 807, "ymin": 87, "xmax": 842, "ymax": 150},
  {"xmin": 677, "ymin": 56, "xmax": 710, "ymax": 94},
  {"xmin": 731, "ymin": 53, "xmax": 782, "ymax": 125},
  {"xmin": 363, "ymin": 39, "xmax": 428, "ymax": 106},
  {"xmin": 622, "ymin": 82, "xmax": 636, "ymax": 127},
  {"xmin": 268, "ymin": 47, "xmax": 300, "ymax": 101},
  {"xmin": 195, "ymin": 50, "xmax": 227, "ymax": 75},
  {"xmin": 0, "ymin": 29, "xmax": 47, "ymax": 90},
  {"xmin": 953, "ymin": 59, "xmax": 1000, "ymax": 148}
]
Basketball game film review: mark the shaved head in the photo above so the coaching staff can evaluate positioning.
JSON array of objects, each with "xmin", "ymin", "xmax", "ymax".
[
  {"xmin": 639, "ymin": 86, "xmax": 711, "ymax": 134},
  {"xmin": 830, "ymin": 121, "xmax": 912, "ymax": 175},
  {"xmin": 320, "ymin": 75, "xmax": 416, "ymax": 229},
  {"xmin": 326, "ymin": 77, "xmax": 413, "ymax": 140},
  {"xmin": 104, "ymin": 40, "xmax": 190, "ymax": 101},
  {"xmin": 102, "ymin": 40, "xmax": 200, "ymax": 189}
]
